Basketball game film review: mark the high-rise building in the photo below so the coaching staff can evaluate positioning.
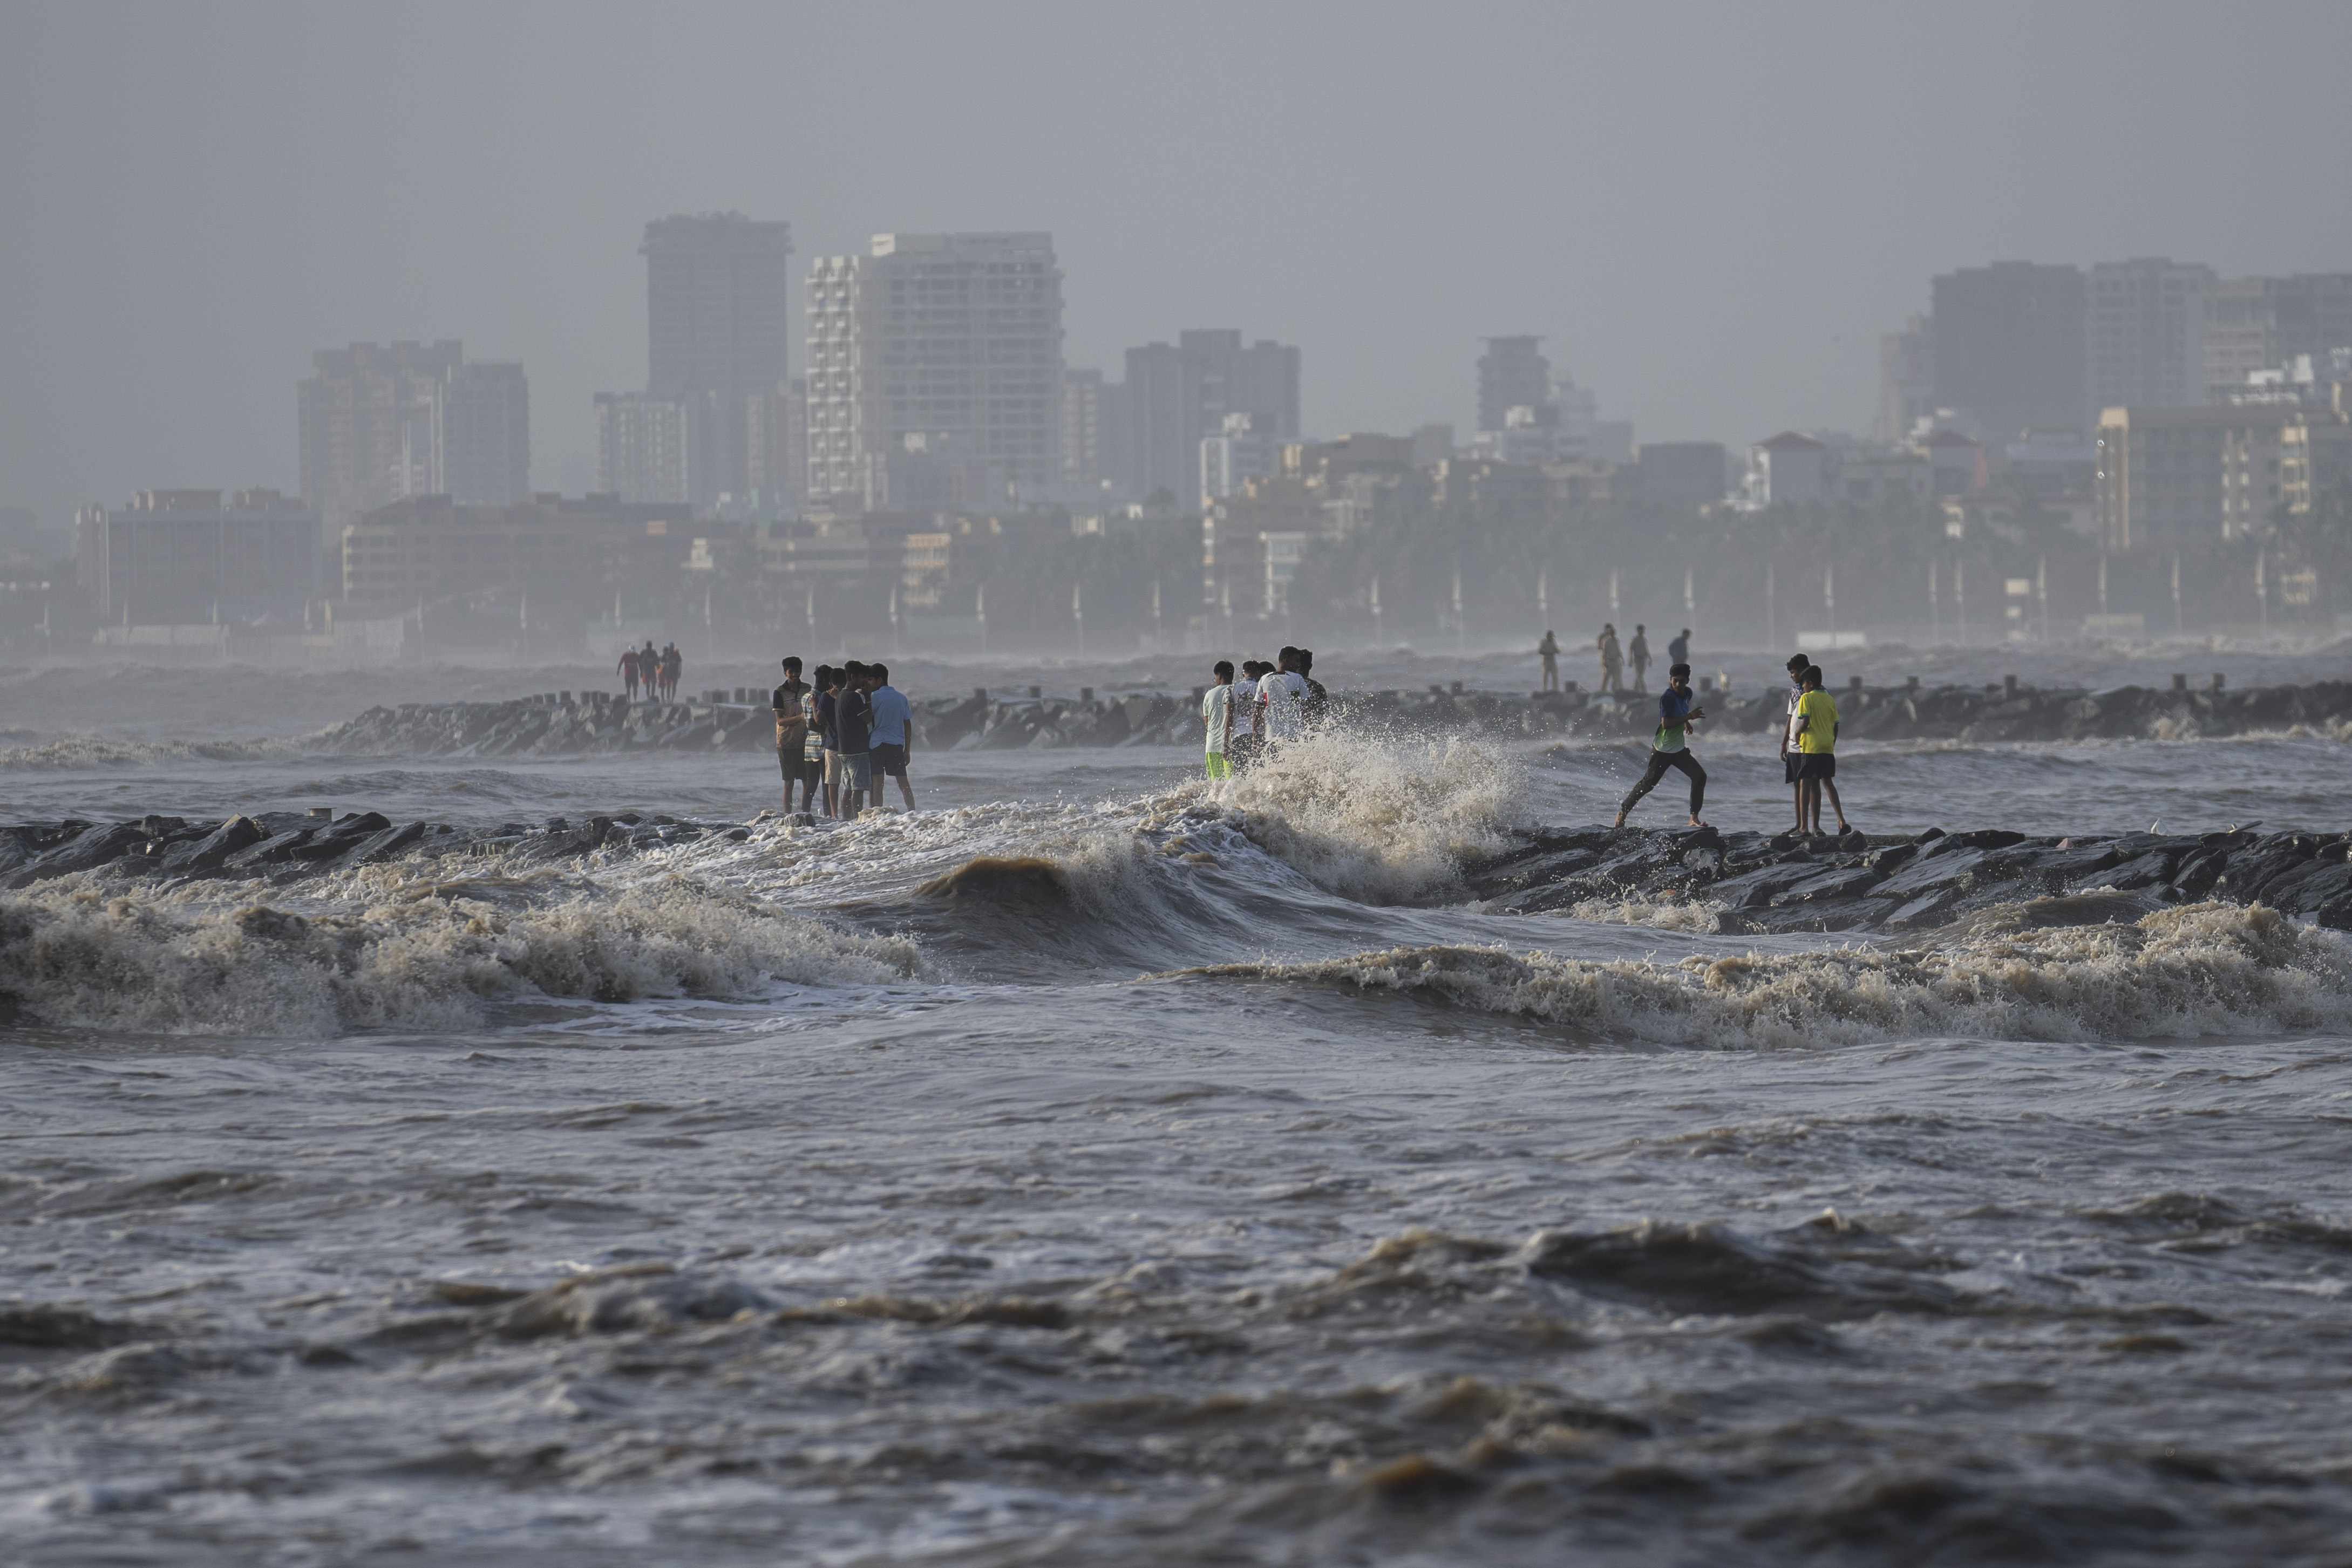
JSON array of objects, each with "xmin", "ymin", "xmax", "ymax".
[
  {"xmin": 745, "ymin": 379, "xmax": 806, "ymax": 514},
  {"xmin": 806, "ymin": 233, "xmax": 1065, "ymax": 506},
  {"xmin": 594, "ymin": 214, "xmax": 795, "ymax": 511},
  {"xmin": 74, "ymin": 489, "xmax": 317, "ymax": 624},
  {"xmin": 2087, "ymin": 258, "xmax": 2213, "ymax": 414},
  {"xmin": 1062, "ymin": 368, "xmax": 1127, "ymax": 493},
  {"xmin": 300, "ymin": 343, "xmax": 529, "ymax": 542},
  {"xmin": 1477, "ymin": 337, "xmax": 1553, "ymax": 434},
  {"xmin": 1878, "ymin": 315, "xmax": 1935, "ymax": 442},
  {"xmin": 1200, "ymin": 413, "xmax": 1282, "ymax": 503},
  {"xmin": 2204, "ymin": 274, "xmax": 2352, "ymax": 399},
  {"xmin": 1931, "ymin": 262, "xmax": 2087, "ymax": 438},
  {"xmin": 2093, "ymin": 403, "xmax": 2329, "ymax": 551},
  {"xmin": 595, "ymin": 393, "xmax": 691, "ymax": 505},
  {"xmin": 1122, "ymin": 329, "xmax": 1301, "ymax": 509}
]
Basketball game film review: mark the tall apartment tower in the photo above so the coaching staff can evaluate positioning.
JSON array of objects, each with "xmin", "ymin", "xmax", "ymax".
[
  {"xmin": 1062, "ymin": 368, "xmax": 1127, "ymax": 493},
  {"xmin": 1878, "ymin": 315, "xmax": 1935, "ymax": 442},
  {"xmin": 2204, "ymin": 274, "xmax": 2352, "ymax": 398},
  {"xmin": 805, "ymin": 233, "xmax": 1065, "ymax": 506},
  {"xmin": 1931, "ymin": 262, "xmax": 2088, "ymax": 438},
  {"xmin": 299, "ymin": 342, "xmax": 529, "ymax": 545},
  {"xmin": 1477, "ymin": 337, "xmax": 1554, "ymax": 433},
  {"xmin": 2087, "ymin": 258, "xmax": 2213, "ymax": 414},
  {"xmin": 595, "ymin": 214, "xmax": 794, "ymax": 512},
  {"xmin": 1121, "ymin": 329, "xmax": 1302, "ymax": 509}
]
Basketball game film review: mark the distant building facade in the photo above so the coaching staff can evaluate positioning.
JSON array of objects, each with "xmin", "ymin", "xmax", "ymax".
[
  {"xmin": 1123, "ymin": 329, "xmax": 1301, "ymax": 509},
  {"xmin": 75, "ymin": 489, "xmax": 317, "ymax": 625},
  {"xmin": 300, "ymin": 343, "xmax": 530, "ymax": 541},
  {"xmin": 806, "ymin": 233, "xmax": 1065, "ymax": 507},
  {"xmin": 1745, "ymin": 432, "xmax": 1829, "ymax": 507},
  {"xmin": 1878, "ymin": 315, "xmax": 1935, "ymax": 444},
  {"xmin": 1200, "ymin": 413, "xmax": 1282, "ymax": 502},
  {"xmin": 340, "ymin": 493, "xmax": 681, "ymax": 608},
  {"xmin": 2088, "ymin": 258, "xmax": 2212, "ymax": 415},
  {"xmin": 1061, "ymin": 367, "xmax": 1127, "ymax": 493},
  {"xmin": 1477, "ymin": 337, "xmax": 1552, "ymax": 434},
  {"xmin": 2204, "ymin": 274, "xmax": 2352, "ymax": 399},
  {"xmin": 1932, "ymin": 262, "xmax": 2088, "ymax": 439},
  {"xmin": 595, "ymin": 393, "xmax": 692, "ymax": 505},
  {"xmin": 2092, "ymin": 403, "xmax": 2344, "ymax": 550},
  {"xmin": 1630, "ymin": 442, "xmax": 1730, "ymax": 514}
]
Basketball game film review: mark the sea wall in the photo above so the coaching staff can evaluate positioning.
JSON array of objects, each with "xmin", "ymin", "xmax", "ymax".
[{"xmin": 311, "ymin": 674, "xmax": 2352, "ymax": 758}]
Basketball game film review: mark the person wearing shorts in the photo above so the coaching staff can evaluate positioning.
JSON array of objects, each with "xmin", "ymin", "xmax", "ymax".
[
  {"xmin": 1201, "ymin": 660, "xmax": 1236, "ymax": 779},
  {"xmin": 771, "ymin": 657, "xmax": 811, "ymax": 814},
  {"xmin": 833, "ymin": 661, "xmax": 873, "ymax": 810},
  {"xmin": 815, "ymin": 667, "xmax": 842, "ymax": 817},
  {"xmin": 1792, "ymin": 665, "xmax": 1848, "ymax": 837},
  {"xmin": 1778, "ymin": 653, "xmax": 1811, "ymax": 833},
  {"xmin": 865, "ymin": 662, "xmax": 915, "ymax": 810}
]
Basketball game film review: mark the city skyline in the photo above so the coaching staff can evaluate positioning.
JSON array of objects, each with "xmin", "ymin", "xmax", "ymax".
[{"xmin": 5, "ymin": 2, "xmax": 2349, "ymax": 532}]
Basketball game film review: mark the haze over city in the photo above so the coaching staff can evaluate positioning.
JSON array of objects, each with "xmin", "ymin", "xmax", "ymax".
[{"xmin": 6, "ymin": 0, "xmax": 2350, "ymax": 532}]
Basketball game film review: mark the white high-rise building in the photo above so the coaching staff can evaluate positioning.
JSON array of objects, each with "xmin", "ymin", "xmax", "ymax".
[{"xmin": 805, "ymin": 233, "xmax": 1064, "ymax": 506}]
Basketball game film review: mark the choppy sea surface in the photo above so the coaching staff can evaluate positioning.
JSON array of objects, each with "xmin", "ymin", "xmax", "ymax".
[{"xmin": 5, "ymin": 639, "xmax": 2352, "ymax": 1566}]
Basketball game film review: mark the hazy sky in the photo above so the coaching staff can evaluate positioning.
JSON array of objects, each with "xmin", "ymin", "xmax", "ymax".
[{"xmin": 4, "ymin": 0, "xmax": 2349, "ymax": 528}]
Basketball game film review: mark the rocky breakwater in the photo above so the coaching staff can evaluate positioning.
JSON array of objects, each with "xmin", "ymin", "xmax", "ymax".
[
  {"xmin": 1, "ymin": 807, "xmax": 742, "ymax": 890},
  {"xmin": 1467, "ymin": 821, "xmax": 2352, "ymax": 934}
]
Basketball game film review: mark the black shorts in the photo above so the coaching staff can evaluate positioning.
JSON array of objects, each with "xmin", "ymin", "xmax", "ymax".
[
  {"xmin": 1796, "ymin": 753, "xmax": 1837, "ymax": 781},
  {"xmin": 1784, "ymin": 755, "xmax": 1803, "ymax": 786},
  {"xmin": 871, "ymin": 741, "xmax": 908, "ymax": 779}
]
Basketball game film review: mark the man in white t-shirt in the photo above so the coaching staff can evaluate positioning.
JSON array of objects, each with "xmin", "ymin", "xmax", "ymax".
[
  {"xmin": 1201, "ymin": 660, "xmax": 1236, "ymax": 779},
  {"xmin": 1229, "ymin": 660, "xmax": 1262, "ymax": 770},
  {"xmin": 1259, "ymin": 647, "xmax": 1310, "ymax": 744},
  {"xmin": 1778, "ymin": 653, "xmax": 1812, "ymax": 835}
]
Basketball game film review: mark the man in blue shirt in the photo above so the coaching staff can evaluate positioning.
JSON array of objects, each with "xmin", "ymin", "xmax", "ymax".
[
  {"xmin": 864, "ymin": 662, "xmax": 916, "ymax": 811},
  {"xmin": 1612, "ymin": 662, "xmax": 1708, "ymax": 829}
]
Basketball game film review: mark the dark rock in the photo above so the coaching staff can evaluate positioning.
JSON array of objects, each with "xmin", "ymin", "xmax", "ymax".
[
  {"xmin": 1870, "ymin": 848, "xmax": 1987, "ymax": 902},
  {"xmin": 337, "ymin": 821, "xmax": 427, "ymax": 868},
  {"xmin": 157, "ymin": 815, "xmax": 267, "ymax": 876},
  {"xmin": 222, "ymin": 828, "xmax": 317, "ymax": 871},
  {"xmin": 1770, "ymin": 866, "xmax": 1886, "ymax": 906},
  {"xmin": 6, "ymin": 822, "xmax": 148, "ymax": 887}
]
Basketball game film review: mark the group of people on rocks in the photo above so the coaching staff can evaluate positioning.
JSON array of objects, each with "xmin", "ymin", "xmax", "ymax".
[
  {"xmin": 1199, "ymin": 646, "xmax": 1328, "ymax": 779},
  {"xmin": 1537, "ymin": 625, "xmax": 1691, "ymax": 697},
  {"xmin": 616, "ymin": 640, "xmax": 684, "ymax": 702},
  {"xmin": 1610, "ymin": 649, "xmax": 1847, "ymax": 841},
  {"xmin": 767, "ymin": 658, "xmax": 916, "ymax": 818}
]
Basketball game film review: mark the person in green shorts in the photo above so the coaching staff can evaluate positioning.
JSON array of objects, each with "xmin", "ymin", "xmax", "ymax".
[
  {"xmin": 1201, "ymin": 660, "xmax": 1236, "ymax": 780},
  {"xmin": 1792, "ymin": 665, "xmax": 1849, "ymax": 837}
]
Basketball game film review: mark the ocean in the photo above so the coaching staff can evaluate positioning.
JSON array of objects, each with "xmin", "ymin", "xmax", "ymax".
[{"xmin": 4, "ymin": 639, "xmax": 2351, "ymax": 1566}]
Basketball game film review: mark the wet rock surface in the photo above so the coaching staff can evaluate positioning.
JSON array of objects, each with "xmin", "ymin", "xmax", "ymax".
[
  {"xmin": 1464, "ymin": 822, "xmax": 2352, "ymax": 933},
  {"xmin": 312, "ymin": 675, "xmax": 2352, "ymax": 758}
]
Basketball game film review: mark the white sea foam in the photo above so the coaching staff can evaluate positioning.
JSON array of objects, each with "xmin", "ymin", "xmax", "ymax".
[
  {"xmin": 1177, "ymin": 902, "xmax": 2352, "ymax": 1047},
  {"xmin": 0, "ymin": 869, "xmax": 919, "ymax": 1035}
]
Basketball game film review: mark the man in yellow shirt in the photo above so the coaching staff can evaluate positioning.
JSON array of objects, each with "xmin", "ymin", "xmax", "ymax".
[{"xmin": 1792, "ymin": 666, "xmax": 1851, "ymax": 838}]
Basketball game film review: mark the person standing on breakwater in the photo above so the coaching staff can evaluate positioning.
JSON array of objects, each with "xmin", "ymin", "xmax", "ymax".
[
  {"xmin": 834, "ymin": 660, "xmax": 874, "ymax": 815},
  {"xmin": 814, "ymin": 666, "xmax": 842, "ymax": 817},
  {"xmin": 1629, "ymin": 625, "xmax": 1651, "ymax": 693},
  {"xmin": 1297, "ymin": 648, "xmax": 1329, "ymax": 723},
  {"xmin": 1778, "ymin": 653, "xmax": 1811, "ymax": 835},
  {"xmin": 1792, "ymin": 665, "xmax": 1850, "ymax": 838},
  {"xmin": 1201, "ymin": 660, "xmax": 1236, "ymax": 780},
  {"xmin": 1537, "ymin": 630, "xmax": 1560, "ymax": 693},
  {"xmin": 618, "ymin": 645, "xmax": 642, "ymax": 700},
  {"xmin": 640, "ymin": 640, "xmax": 661, "ymax": 701},
  {"xmin": 771, "ymin": 658, "xmax": 813, "ymax": 815},
  {"xmin": 1668, "ymin": 628, "xmax": 1690, "ymax": 668},
  {"xmin": 1613, "ymin": 662, "xmax": 1708, "ymax": 829},
  {"xmin": 1229, "ymin": 660, "xmax": 1263, "ymax": 771},
  {"xmin": 1598, "ymin": 624, "xmax": 1623, "ymax": 694},
  {"xmin": 1260, "ymin": 648, "xmax": 1309, "ymax": 746},
  {"xmin": 662, "ymin": 643, "xmax": 683, "ymax": 703},
  {"xmin": 865, "ymin": 663, "xmax": 916, "ymax": 811}
]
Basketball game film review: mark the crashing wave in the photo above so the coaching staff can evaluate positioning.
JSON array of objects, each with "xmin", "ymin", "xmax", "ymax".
[
  {"xmin": 1167, "ymin": 902, "xmax": 2352, "ymax": 1046},
  {"xmin": 0, "ymin": 734, "xmax": 300, "ymax": 771}
]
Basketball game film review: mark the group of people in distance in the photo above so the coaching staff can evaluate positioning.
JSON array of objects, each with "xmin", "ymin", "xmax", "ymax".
[
  {"xmin": 1199, "ymin": 646, "xmax": 1327, "ymax": 779},
  {"xmin": 1537, "ymin": 625, "xmax": 1692, "ymax": 697},
  {"xmin": 767, "ymin": 657, "xmax": 916, "ymax": 818},
  {"xmin": 617, "ymin": 640, "xmax": 683, "ymax": 702},
  {"xmin": 1611, "ymin": 649, "xmax": 1847, "ymax": 839}
]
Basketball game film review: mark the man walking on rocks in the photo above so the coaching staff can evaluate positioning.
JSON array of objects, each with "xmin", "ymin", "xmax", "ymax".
[
  {"xmin": 618, "ymin": 645, "xmax": 641, "ymax": 700},
  {"xmin": 1598, "ymin": 624, "xmax": 1623, "ymax": 694},
  {"xmin": 1613, "ymin": 662, "xmax": 1707, "ymax": 829},
  {"xmin": 1629, "ymin": 625, "xmax": 1651, "ymax": 693},
  {"xmin": 1537, "ymin": 630, "xmax": 1560, "ymax": 693},
  {"xmin": 1668, "ymin": 628, "xmax": 1690, "ymax": 668}
]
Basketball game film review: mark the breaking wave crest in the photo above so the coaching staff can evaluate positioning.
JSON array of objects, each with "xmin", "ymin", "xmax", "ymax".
[
  {"xmin": 1175, "ymin": 902, "xmax": 2352, "ymax": 1046},
  {"xmin": 0, "ymin": 734, "xmax": 301, "ymax": 771},
  {"xmin": 0, "ymin": 872, "xmax": 920, "ymax": 1036},
  {"xmin": 1145, "ymin": 724, "xmax": 1525, "ymax": 904}
]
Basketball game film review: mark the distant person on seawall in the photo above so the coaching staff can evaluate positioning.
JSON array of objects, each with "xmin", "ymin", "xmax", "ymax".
[
  {"xmin": 1537, "ymin": 630, "xmax": 1560, "ymax": 693},
  {"xmin": 617, "ymin": 645, "xmax": 641, "ymax": 700},
  {"xmin": 1613, "ymin": 662, "xmax": 1708, "ymax": 829},
  {"xmin": 1668, "ymin": 627, "xmax": 1690, "ymax": 669},
  {"xmin": 662, "ymin": 642, "xmax": 682, "ymax": 702},
  {"xmin": 1628, "ymin": 625, "xmax": 1651, "ymax": 693},
  {"xmin": 1598, "ymin": 624, "xmax": 1623, "ymax": 695}
]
